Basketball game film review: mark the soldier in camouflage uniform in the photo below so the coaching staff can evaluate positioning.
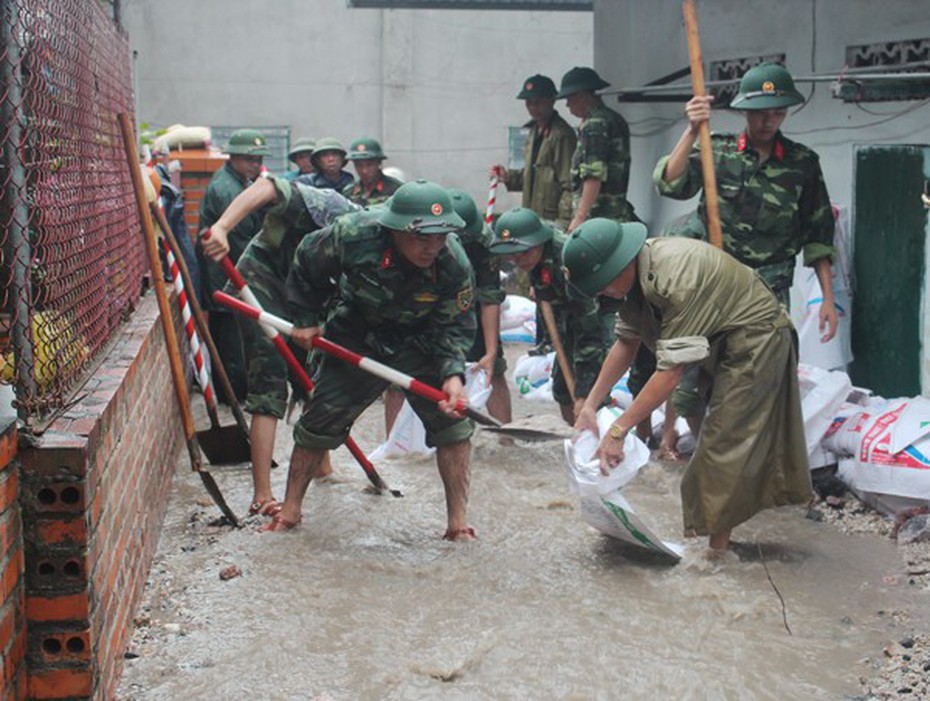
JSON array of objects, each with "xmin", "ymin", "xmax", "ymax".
[
  {"xmin": 557, "ymin": 67, "xmax": 638, "ymax": 232},
  {"xmin": 196, "ymin": 128, "xmax": 271, "ymax": 401},
  {"xmin": 343, "ymin": 137, "xmax": 403, "ymax": 207},
  {"xmin": 272, "ymin": 180, "xmax": 478, "ymax": 541},
  {"xmin": 654, "ymin": 62, "xmax": 838, "ymax": 431},
  {"xmin": 202, "ymin": 176, "xmax": 359, "ymax": 519},
  {"xmin": 490, "ymin": 74, "xmax": 577, "ymax": 230},
  {"xmin": 490, "ymin": 207, "xmax": 610, "ymax": 425},
  {"xmin": 450, "ymin": 188, "xmax": 511, "ymax": 424}
]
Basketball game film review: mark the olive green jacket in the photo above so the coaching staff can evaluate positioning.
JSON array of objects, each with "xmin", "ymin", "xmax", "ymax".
[{"xmin": 505, "ymin": 112, "xmax": 576, "ymax": 229}]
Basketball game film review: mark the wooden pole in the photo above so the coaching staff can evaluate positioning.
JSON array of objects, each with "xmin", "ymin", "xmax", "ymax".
[
  {"xmin": 539, "ymin": 301, "xmax": 575, "ymax": 399},
  {"xmin": 683, "ymin": 0, "xmax": 723, "ymax": 249}
]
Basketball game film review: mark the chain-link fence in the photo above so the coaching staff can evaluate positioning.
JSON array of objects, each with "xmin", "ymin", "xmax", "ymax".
[{"xmin": 1, "ymin": 0, "xmax": 145, "ymax": 426}]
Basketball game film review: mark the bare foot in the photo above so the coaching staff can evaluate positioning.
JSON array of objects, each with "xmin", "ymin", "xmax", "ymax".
[
  {"xmin": 443, "ymin": 526, "xmax": 477, "ymax": 542},
  {"xmin": 708, "ymin": 530, "xmax": 731, "ymax": 551}
]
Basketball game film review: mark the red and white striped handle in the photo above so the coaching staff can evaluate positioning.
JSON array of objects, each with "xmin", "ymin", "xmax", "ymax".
[
  {"xmin": 484, "ymin": 176, "xmax": 498, "ymax": 227},
  {"xmin": 213, "ymin": 291, "xmax": 450, "ymax": 407},
  {"xmin": 162, "ymin": 236, "xmax": 215, "ymax": 409}
]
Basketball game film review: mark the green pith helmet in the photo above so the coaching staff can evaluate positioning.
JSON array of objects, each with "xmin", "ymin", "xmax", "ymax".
[
  {"xmin": 562, "ymin": 218, "xmax": 647, "ymax": 297},
  {"xmin": 378, "ymin": 180, "xmax": 465, "ymax": 235},
  {"xmin": 224, "ymin": 129, "xmax": 272, "ymax": 156},
  {"xmin": 489, "ymin": 207, "xmax": 554, "ymax": 254},
  {"xmin": 730, "ymin": 62, "xmax": 804, "ymax": 110},
  {"xmin": 447, "ymin": 188, "xmax": 482, "ymax": 237},
  {"xmin": 556, "ymin": 66, "xmax": 610, "ymax": 99},
  {"xmin": 347, "ymin": 137, "xmax": 386, "ymax": 161},
  {"xmin": 517, "ymin": 74, "xmax": 556, "ymax": 100},
  {"xmin": 288, "ymin": 137, "xmax": 316, "ymax": 162},
  {"xmin": 310, "ymin": 137, "xmax": 347, "ymax": 164}
]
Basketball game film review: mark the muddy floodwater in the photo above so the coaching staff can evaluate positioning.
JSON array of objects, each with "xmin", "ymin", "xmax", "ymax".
[{"xmin": 120, "ymin": 353, "xmax": 926, "ymax": 700}]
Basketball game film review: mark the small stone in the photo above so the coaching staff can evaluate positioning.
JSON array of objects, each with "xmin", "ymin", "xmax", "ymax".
[
  {"xmin": 806, "ymin": 507, "xmax": 824, "ymax": 522},
  {"xmin": 219, "ymin": 565, "xmax": 242, "ymax": 581},
  {"xmin": 196, "ymin": 498, "xmax": 213, "ymax": 507},
  {"xmin": 164, "ymin": 623, "xmax": 181, "ymax": 634},
  {"xmin": 897, "ymin": 515, "xmax": 930, "ymax": 545},
  {"xmin": 825, "ymin": 495, "xmax": 846, "ymax": 509},
  {"xmin": 124, "ymin": 651, "xmax": 140, "ymax": 659},
  {"xmin": 901, "ymin": 636, "xmax": 916, "ymax": 648}
]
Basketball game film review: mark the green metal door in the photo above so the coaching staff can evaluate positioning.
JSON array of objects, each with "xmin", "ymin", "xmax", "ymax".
[{"xmin": 850, "ymin": 146, "xmax": 928, "ymax": 397}]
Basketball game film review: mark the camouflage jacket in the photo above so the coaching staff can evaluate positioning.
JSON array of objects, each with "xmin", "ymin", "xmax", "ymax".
[
  {"xmin": 246, "ymin": 177, "xmax": 360, "ymax": 279},
  {"xmin": 198, "ymin": 163, "xmax": 262, "ymax": 296},
  {"xmin": 653, "ymin": 130, "xmax": 836, "ymax": 293},
  {"xmin": 571, "ymin": 101, "xmax": 636, "ymax": 222},
  {"xmin": 286, "ymin": 210, "xmax": 476, "ymax": 379},
  {"xmin": 505, "ymin": 111, "xmax": 576, "ymax": 229},
  {"xmin": 458, "ymin": 224, "xmax": 505, "ymax": 307},
  {"xmin": 530, "ymin": 233, "xmax": 610, "ymax": 399},
  {"xmin": 342, "ymin": 173, "xmax": 404, "ymax": 208},
  {"xmin": 303, "ymin": 170, "xmax": 355, "ymax": 192}
]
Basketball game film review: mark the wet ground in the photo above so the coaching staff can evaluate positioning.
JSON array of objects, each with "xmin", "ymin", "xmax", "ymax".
[{"xmin": 119, "ymin": 349, "xmax": 929, "ymax": 701}]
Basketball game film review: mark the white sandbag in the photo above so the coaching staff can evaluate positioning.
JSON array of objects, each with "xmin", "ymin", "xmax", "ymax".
[
  {"xmin": 797, "ymin": 363, "xmax": 853, "ymax": 460},
  {"xmin": 563, "ymin": 407, "xmax": 682, "ymax": 559},
  {"xmin": 152, "ymin": 125, "xmax": 212, "ymax": 153},
  {"xmin": 501, "ymin": 320, "xmax": 536, "ymax": 345},
  {"xmin": 513, "ymin": 352, "xmax": 555, "ymax": 402},
  {"xmin": 789, "ymin": 205, "xmax": 853, "ymax": 371},
  {"xmin": 500, "ymin": 295, "xmax": 536, "ymax": 330},
  {"xmin": 368, "ymin": 364, "xmax": 492, "ymax": 461},
  {"xmin": 831, "ymin": 399, "xmax": 930, "ymax": 500}
]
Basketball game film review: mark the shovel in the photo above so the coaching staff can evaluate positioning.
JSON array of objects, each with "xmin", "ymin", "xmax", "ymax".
[
  {"xmin": 213, "ymin": 291, "xmax": 568, "ymax": 442},
  {"xmin": 119, "ymin": 113, "xmax": 238, "ymax": 525},
  {"xmin": 153, "ymin": 206, "xmax": 252, "ymax": 465}
]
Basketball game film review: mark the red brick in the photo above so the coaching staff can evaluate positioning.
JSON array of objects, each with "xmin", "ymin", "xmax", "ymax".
[
  {"xmin": 0, "ymin": 468, "xmax": 18, "ymax": 514},
  {"xmin": 27, "ymin": 667, "xmax": 92, "ymax": 699},
  {"xmin": 2, "ymin": 548, "xmax": 22, "ymax": 601},
  {"xmin": 25, "ymin": 592, "xmax": 88, "ymax": 623},
  {"xmin": 0, "ymin": 424, "xmax": 17, "ymax": 469},
  {"xmin": 34, "ymin": 517, "xmax": 87, "ymax": 548},
  {"xmin": 0, "ymin": 509, "xmax": 20, "ymax": 561}
]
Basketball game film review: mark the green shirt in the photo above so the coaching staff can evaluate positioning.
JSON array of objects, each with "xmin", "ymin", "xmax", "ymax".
[
  {"xmin": 505, "ymin": 111, "xmax": 577, "ymax": 229},
  {"xmin": 653, "ymin": 130, "xmax": 836, "ymax": 293},
  {"xmin": 286, "ymin": 210, "xmax": 477, "ymax": 380},
  {"xmin": 342, "ymin": 173, "xmax": 404, "ymax": 208},
  {"xmin": 571, "ymin": 101, "xmax": 637, "ymax": 222}
]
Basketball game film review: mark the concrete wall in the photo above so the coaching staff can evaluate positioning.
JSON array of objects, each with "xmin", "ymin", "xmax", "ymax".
[{"xmin": 122, "ymin": 0, "xmax": 593, "ymax": 209}]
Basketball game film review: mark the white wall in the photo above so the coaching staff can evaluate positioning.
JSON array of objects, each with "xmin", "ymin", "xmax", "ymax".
[{"xmin": 122, "ymin": 0, "xmax": 593, "ymax": 208}]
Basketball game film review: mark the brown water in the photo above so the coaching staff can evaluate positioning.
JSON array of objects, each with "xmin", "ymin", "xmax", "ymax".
[{"xmin": 119, "ymin": 371, "xmax": 925, "ymax": 700}]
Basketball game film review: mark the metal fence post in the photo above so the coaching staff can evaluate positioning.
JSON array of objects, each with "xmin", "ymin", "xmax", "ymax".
[{"xmin": 1, "ymin": 0, "xmax": 37, "ymax": 421}]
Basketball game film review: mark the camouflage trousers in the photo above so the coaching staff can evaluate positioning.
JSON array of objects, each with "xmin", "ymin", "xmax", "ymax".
[
  {"xmin": 294, "ymin": 321, "xmax": 474, "ymax": 450},
  {"xmin": 234, "ymin": 242, "xmax": 308, "ymax": 419}
]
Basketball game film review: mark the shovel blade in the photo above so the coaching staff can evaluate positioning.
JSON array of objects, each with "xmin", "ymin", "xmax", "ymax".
[
  {"xmin": 197, "ymin": 469, "xmax": 239, "ymax": 526},
  {"xmin": 481, "ymin": 425, "xmax": 569, "ymax": 442},
  {"xmin": 196, "ymin": 424, "xmax": 252, "ymax": 465}
]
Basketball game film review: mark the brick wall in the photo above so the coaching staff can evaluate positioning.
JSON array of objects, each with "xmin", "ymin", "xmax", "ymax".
[
  {"xmin": 20, "ymin": 292, "xmax": 186, "ymax": 699},
  {"xmin": 173, "ymin": 149, "xmax": 227, "ymax": 233},
  {"xmin": 0, "ymin": 419, "xmax": 26, "ymax": 700}
]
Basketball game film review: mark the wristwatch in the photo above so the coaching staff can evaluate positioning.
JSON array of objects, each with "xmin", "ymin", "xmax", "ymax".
[{"xmin": 608, "ymin": 424, "xmax": 627, "ymax": 440}]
